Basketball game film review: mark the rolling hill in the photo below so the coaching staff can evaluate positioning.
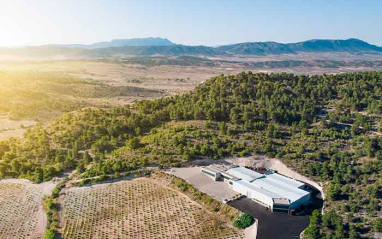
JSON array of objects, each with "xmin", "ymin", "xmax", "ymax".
[
  {"xmin": 216, "ymin": 41, "xmax": 294, "ymax": 55},
  {"xmin": 1, "ymin": 71, "xmax": 381, "ymax": 238}
]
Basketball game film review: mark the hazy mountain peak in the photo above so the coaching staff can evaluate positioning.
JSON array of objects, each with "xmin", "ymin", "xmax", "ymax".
[{"xmin": 63, "ymin": 37, "xmax": 174, "ymax": 49}]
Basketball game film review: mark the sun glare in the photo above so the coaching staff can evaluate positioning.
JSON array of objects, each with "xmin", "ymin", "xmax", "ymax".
[{"xmin": 0, "ymin": 2, "xmax": 381, "ymax": 239}]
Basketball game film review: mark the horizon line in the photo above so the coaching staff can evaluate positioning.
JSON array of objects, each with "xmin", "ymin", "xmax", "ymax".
[{"xmin": 0, "ymin": 37, "xmax": 380, "ymax": 49}]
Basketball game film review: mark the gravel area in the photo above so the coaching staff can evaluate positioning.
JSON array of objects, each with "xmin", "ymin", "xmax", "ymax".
[{"xmin": 168, "ymin": 167, "xmax": 238, "ymax": 201}]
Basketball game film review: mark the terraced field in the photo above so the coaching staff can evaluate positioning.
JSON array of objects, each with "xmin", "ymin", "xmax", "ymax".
[
  {"xmin": 0, "ymin": 179, "xmax": 55, "ymax": 239},
  {"xmin": 60, "ymin": 178, "xmax": 244, "ymax": 239}
]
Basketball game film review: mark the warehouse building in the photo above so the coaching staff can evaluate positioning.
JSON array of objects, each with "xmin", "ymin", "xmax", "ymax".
[{"xmin": 201, "ymin": 165, "xmax": 311, "ymax": 213}]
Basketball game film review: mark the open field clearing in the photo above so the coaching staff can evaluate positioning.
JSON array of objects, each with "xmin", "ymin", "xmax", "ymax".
[
  {"xmin": 0, "ymin": 179, "xmax": 55, "ymax": 239},
  {"xmin": 0, "ymin": 69, "xmax": 164, "ymax": 139},
  {"xmin": 0, "ymin": 70, "xmax": 163, "ymax": 119},
  {"xmin": 0, "ymin": 117, "xmax": 37, "ymax": 140},
  {"xmin": 60, "ymin": 178, "xmax": 244, "ymax": 239},
  {"xmin": 0, "ymin": 60, "xmax": 241, "ymax": 95}
]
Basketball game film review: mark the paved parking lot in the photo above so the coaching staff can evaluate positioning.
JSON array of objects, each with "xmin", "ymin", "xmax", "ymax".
[
  {"xmin": 228, "ymin": 197, "xmax": 309, "ymax": 239},
  {"xmin": 168, "ymin": 167, "xmax": 238, "ymax": 201}
]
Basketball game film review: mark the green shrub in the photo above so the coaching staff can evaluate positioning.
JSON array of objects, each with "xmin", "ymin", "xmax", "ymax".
[
  {"xmin": 374, "ymin": 218, "xmax": 382, "ymax": 232},
  {"xmin": 44, "ymin": 198, "xmax": 54, "ymax": 210},
  {"xmin": 233, "ymin": 213, "xmax": 253, "ymax": 229},
  {"xmin": 52, "ymin": 181, "xmax": 66, "ymax": 198},
  {"xmin": 43, "ymin": 229, "xmax": 55, "ymax": 239},
  {"xmin": 177, "ymin": 182, "xmax": 189, "ymax": 191}
]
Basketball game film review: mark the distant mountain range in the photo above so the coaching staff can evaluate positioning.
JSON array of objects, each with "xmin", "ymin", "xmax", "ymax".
[
  {"xmin": 0, "ymin": 38, "xmax": 381, "ymax": 59},
  {"xmin": 218, "ymin": 38, "xmax": 382, "ymax": 55},
  {"xmin": 59, "ymin": 37, "xmax": 174, "ymax": 49}
]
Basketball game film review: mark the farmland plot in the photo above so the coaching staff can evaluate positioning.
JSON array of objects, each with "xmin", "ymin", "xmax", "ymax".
[
  {"xmin": 60, "ymin": 178, "xmax": 244, "ymax": 239},
  {"xmin": 0, "ymin": 179, "xmax": 55, "ymax": 239}
]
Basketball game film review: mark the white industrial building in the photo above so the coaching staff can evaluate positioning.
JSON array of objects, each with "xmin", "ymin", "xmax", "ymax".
[{"xmin": 201, "ymin": 165, "xmax": 311, "ymax": 213}]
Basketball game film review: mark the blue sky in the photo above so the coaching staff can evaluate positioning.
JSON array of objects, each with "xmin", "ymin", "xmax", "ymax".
[{"xmin": 0, "ymin": 0, "xmax": 381, "ymax": 47}]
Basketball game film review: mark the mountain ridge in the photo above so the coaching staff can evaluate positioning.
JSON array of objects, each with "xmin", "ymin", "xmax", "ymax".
[
  {"xmin": 59, "ymin": 37, "xmax": 174, "ymax": 49},
  {"xmin": 0, "ymin": 38, "xmax": 381, "ymax": 58},
  {"xmin": 217, "ymin": 38, "xmax": 382, "ymax": 55}
]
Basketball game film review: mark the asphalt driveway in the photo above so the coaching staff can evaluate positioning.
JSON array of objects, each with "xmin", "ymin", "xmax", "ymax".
[{"xmin": 228, "ymin": 197, "xmax": 309, "ymax": 239}]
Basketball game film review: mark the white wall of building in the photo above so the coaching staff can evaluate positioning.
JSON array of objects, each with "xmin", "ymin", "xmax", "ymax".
[
  {"xmin": 232, "ymin": 181, "xmax": 274, "ymax": 209},
  {"xmin": 201, "ymin": 169, "xmax": 219, "ymax": 181}
]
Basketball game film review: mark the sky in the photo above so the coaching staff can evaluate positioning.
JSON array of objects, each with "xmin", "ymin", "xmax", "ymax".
[{"xmin": 0, "ymin": 0, "xmax": 381, "ymax": 47}]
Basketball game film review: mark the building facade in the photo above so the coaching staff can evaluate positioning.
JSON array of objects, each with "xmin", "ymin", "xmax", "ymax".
[{"xmin": 201, "ymin": 165, "xmax": 311, "ymax": 214}]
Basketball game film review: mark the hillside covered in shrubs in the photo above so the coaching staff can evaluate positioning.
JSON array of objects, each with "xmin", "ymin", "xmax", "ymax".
[{"xmin": 0, "ymin": 71, "xmax": 382, "ymax": 238}]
